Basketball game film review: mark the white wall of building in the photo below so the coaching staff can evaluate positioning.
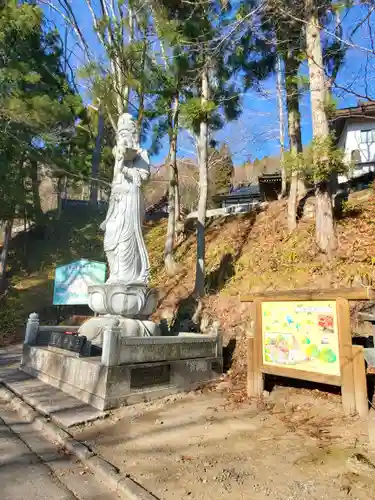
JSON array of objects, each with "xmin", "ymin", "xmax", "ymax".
[
  {"xmin": 338, "ymin": 118, "xmax": 375, "ymax": 183},
  {"xmin": 338, "ymin": 118, "xmax": 375, "ymax": 162}
]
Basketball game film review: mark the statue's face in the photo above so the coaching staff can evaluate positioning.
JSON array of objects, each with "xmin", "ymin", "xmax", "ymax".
[
  {"xmin": 116, "ymin": 131, "xmax": 138, "ymax": 161},
  {"xmin": 115, "ymin": 113, "xmax": 140, "ymax": 162}
]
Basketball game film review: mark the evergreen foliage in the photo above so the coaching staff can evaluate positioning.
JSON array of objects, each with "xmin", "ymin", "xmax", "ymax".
[
  {"xmin": 0, "ymin": 2, "xmax": 84, "ymax": 223},
  {"xmin": 208, "ymin": 143, "xmax": 234, "ymax": 202}
]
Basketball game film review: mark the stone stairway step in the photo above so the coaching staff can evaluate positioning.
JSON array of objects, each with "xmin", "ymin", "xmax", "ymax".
[{"xmin": 0, "ymin": 366, "xmax": 104, "ymax": 429}]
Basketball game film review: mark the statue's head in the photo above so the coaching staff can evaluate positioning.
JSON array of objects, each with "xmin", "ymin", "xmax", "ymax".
[{"xmin": 115, "ymin": 113, "xmax": 140, "ymax": 161}]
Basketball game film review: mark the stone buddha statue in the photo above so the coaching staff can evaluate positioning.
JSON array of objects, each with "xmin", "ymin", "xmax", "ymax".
[
  {"xmin": 87, "ymin": 112, "xmax": 156, "ymax": 321},
  {"xmin": 100, "ymin": 113, "xmax": 150, "ymax": 285}
]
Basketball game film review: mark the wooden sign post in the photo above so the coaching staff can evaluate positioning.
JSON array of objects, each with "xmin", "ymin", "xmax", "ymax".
[{"xmin": 244, "ymin": 292, "xmax": 369, "ymax": 418}]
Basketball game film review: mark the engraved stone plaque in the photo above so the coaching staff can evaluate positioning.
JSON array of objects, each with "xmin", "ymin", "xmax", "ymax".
[
  {"xmin": 49, "ymin": 332, "xmax": 87, "ymax": 355},
  {"xmin": 130, "ymin": 364, "xmax": 170, "ymax": 389}
]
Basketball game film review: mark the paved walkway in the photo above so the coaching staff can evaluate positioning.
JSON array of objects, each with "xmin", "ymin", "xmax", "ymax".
[{"xmin": 0, "ymin": 345, "xmax": 117, "ymax": 500}]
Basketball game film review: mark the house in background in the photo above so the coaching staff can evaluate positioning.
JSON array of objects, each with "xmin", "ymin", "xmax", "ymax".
[
  {"xmin": 333, "ymin": 102, "xmax": 375, "ymax": 186},
  {"xmin": 258, "ymin": 173, "xmax": 282, "ymax": 201},
  {"xmin": 145, "ymin": 193, "xmax": 190, "ymax": 221},
  {"xmin": 145, "ymin": 194, "xmax": 169, "ymax": 221},
  {"xmin": 213, "ymin": 184, "xmax": 261, "ymax": 208},
  {"xmin": 213, "ymin": 102, "xmax": 375, "ymax": 212},
  {"xmin": 213, "ymin": 173, "xmax": 282, "ymax": 209}
]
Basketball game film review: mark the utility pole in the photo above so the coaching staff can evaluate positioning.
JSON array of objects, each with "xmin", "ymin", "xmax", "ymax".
[{"xmin": 89, "ymin": 102, "xmax": 104, "ymax": 206}]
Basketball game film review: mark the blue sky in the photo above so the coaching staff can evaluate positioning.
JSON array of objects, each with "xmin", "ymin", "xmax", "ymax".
[{"xmin": 42, "ymin": 2, "xmax": 375, "ymax": 167}]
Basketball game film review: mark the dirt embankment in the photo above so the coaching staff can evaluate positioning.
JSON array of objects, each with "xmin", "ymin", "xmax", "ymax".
[
  {"xmin": 151, "ymin": 189, "xmax": 375, "ymax": 325},
  {"xmin": 147, "ymin": 189, "xmax": 375, "ymax": 386}
]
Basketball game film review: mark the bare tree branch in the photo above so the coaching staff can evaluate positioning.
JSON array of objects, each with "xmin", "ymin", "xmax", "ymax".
[{"xmin": 39, "ymin": 0, "xmax": 91, "ymax": 57}]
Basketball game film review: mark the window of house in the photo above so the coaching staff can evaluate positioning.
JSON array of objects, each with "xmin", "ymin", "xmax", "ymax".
[
  {"xmin": 360, "ymin": 129, "xmax": 375, "ymax": 144},
  {"xmin": 351, "ymin": 149, "xmax": 361, "ymax": 163}
]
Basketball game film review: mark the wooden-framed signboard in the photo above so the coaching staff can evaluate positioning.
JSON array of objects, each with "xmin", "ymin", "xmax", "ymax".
[
  {"xmin": 243, "ymin": 290, "xmax": 371, "ymax": 418},
  {"xmin": 260, "ymin": 300, "xmax": 341, "ymax": 385}
]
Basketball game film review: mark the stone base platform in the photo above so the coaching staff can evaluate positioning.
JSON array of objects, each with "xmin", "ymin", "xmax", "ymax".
[{"xmin": 21, "ymin": 343, "xmax": 222, "ymax": 411}]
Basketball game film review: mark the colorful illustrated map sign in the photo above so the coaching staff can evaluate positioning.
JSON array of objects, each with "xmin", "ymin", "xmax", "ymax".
[
  {"xmin": 262, "ymin": 301, "xmax": 340, "ymax": 377},
  {"xmin": 53, "ymin": 259, "xmax": 107, "ymax": 306}
]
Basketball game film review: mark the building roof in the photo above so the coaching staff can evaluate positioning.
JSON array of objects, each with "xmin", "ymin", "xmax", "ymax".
[
  {"xmin": 145, "ymin": 193, "xmax": 189, "ymax": 218},
  {"xmin": 232, "ymin": 185, "xmax": 260, "ymax": 195},
  {"xmin": 146, "ymin": 194, "xmax": 168, "ymax": 215},
  {"xmin": 259, "ymin": 173, "xmax": 282, "ymax": 183},
  {"xmin": 213, "ymin": 184, "xmax": 261, "ymax": 202},
  {"xmin": 334, "ymin": 102, "xmax": 375, "ymax": 119},
  {"xmin": 332, "ymin": 102, "xmax": 375, "ymax": 140}
]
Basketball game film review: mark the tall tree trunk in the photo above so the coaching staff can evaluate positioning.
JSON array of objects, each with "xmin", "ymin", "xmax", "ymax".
[
  {"xmin": 137, "ymin": 39, "xmax": 147, "ymax": 134},
  {"xmin": 90, "ymin": 105, "xmax": 104, "ymax": 207},
  {"xmin": 285, "ymin": 52, "xmax": 303, "ymax": 233},
  {"xmin": 122, "ymin": 5, "xmax": 134, "ymax": 113},
  {"xmin": 175, "ymin": 174, "xmax": 181, "ymax": 222},
  {"xmin": 325, "ymin": 10, "xmax": 342, "ymax": 214},
  {"xmin": 164, "ymin": 96, "xmax": 179, "ymax": 275},
  {"xmin": 195, "ymin": 66, "xmax": 209, "ymax": 300},
  {"xmin": 57, "ymin": 176, "xmax": 63, "ymax": 220},
  {"xmin": 23, "ymin": 206, "xmax": 28, "ymax": 258},
  {"xmin": 29, "ymin": 160, "xmax": 44, "ymax": 227},
  {"xmin": 0, "ymin": 219, "xmax": 13, "ymax": 292},
  {"xmin": 306, "ymin": 0, "xmax": 336, "ymax": 257},
  {"xmin": 174, "ymin": 172, "xmax": 184, "ymax": 245},
  {"xmin": 276, "ymin": 54, "xmax": 287, "ymax": 198}
]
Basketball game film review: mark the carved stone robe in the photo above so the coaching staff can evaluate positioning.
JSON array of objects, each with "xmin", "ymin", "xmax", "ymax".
[{"xmin": 101, "ymin": 150, "xmax": 150, "ymax": 284}]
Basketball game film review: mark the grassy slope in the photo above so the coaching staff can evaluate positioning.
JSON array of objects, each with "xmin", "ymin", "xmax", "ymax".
[
  {"xmin": 0, "ymin": 207, "xmax": 104, "ymax": 345},
  {"xmin": 151, "ymin": 189, "xmax": 375, "ymax": 333},
  {"xmin": 1, "ymin": 189, "xmax": 375, "ymax": 348}
]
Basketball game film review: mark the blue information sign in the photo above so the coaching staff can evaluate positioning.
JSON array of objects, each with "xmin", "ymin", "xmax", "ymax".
[{"xmin": 53, "ymin": 259, "xmax": 107, "ymax": 306}]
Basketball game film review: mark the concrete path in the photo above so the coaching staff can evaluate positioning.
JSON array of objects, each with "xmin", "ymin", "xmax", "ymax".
[
  {"xmin": 0, "ymin": 345, "xmax": 118, "ymax": 500},
  {"xmin": 0, "ymin": 395, "xmax": 117, "ymax": 499}
]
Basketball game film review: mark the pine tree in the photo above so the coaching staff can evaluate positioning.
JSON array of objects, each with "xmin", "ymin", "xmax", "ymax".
[
  {"xmin": 228, "ymin": 1, "xmax": 307, "ymax": 231},
  {"xmin": 146, "ymin": 2, "xmax": 195, "ymax": 275},
  {"xmin": 269, "ymin": 1, "xmax": 347, "ymax": 236},
  {"xmin": 305, "ymin": 0, "xmax": 337, "ymax": 257},
  {"xmin": 0, "ymin": 2, "xmax": 83, "ymax": 289},
  {"xmin": 208, "ymin": 143, "xmax": 234, "ymax": 204},
  {"xmin": 57, "ymin": 0, "xmax": 153, "ymax": 130},
  {"xmin": 179, "ymin": 1, "xmax": 242, "ymax": 301},
  {"xmin": 148, "ymin": 0, "xmax": 242, "ymax": 298},
  {"xmin": 261, "ymin": 0, "xmax": 306, "ymax": 232}
]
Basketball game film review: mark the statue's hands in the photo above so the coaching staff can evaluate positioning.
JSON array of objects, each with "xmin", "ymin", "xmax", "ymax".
[
  {"xmin": 132, "ymin": 169, "xmax": 142, "ymax": 187},
  {"xmin": 121, "ymin": 165, "xmax": 142, "ymax": 186},
  {"xmin": 121, "ymin": 165, "xmax": 133, "ymax": 181},
  {"xmin": 138, "ymin": 168, "xmax": 150, "ymax": 182}
]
